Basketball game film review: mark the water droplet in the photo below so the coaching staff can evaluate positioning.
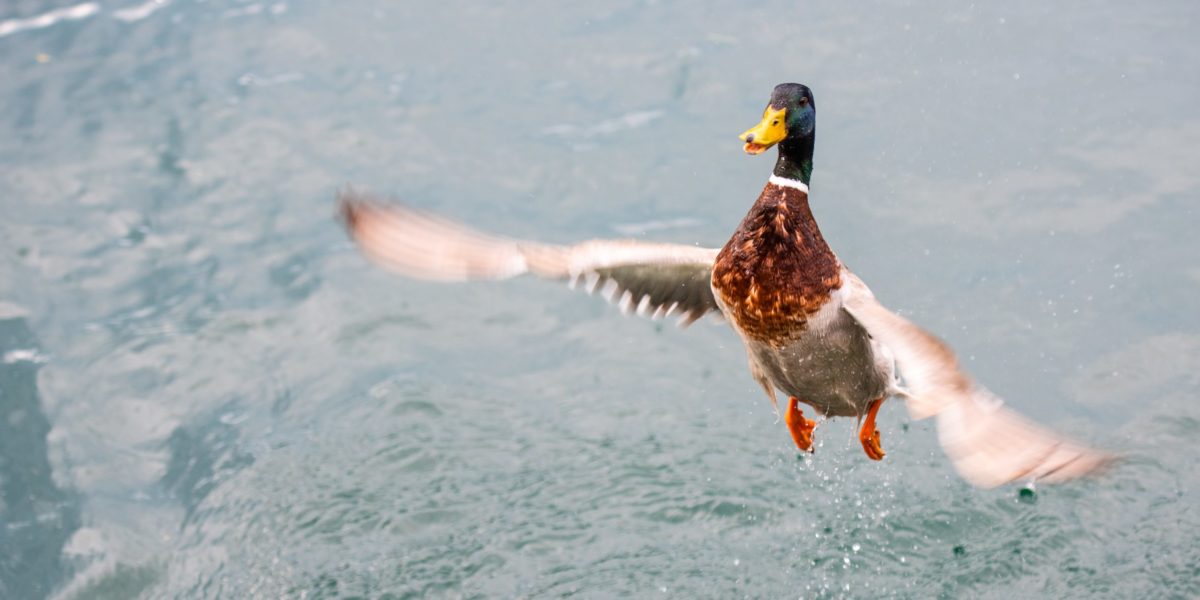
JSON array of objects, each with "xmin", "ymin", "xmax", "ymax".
[{"xmin": 1018, "ymin": 486, "xmax": 1037, "ymax": 503}]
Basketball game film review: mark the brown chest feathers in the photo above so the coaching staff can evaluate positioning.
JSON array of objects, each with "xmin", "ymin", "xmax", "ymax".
[{"xmin": 711, "ymin": 182, "xmax": 842, "ymax": 346}]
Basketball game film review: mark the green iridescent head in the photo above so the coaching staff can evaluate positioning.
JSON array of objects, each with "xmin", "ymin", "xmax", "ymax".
[{"xmin": 739, "ymin": 83, "xmax": 817, "ymax": 183}]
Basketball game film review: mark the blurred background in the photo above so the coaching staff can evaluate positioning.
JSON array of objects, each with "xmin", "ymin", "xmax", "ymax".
[{"xmin": 1, "ymin": 0, "xmax": 1197, "ymax": 597}]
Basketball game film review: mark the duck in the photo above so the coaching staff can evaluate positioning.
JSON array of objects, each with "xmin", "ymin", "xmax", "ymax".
[{"xmin": 338, "ymin": 82, "xmax": 1114, "ymax": 488}]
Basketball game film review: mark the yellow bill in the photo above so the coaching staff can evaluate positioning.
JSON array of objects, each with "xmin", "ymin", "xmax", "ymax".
[{"xmin": 739, "ymin": 106, "xmax": 788, "ymax": 154}]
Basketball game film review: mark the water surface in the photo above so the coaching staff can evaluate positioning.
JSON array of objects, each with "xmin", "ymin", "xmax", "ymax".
[{"xmin": 1, "ymin": 1, "xmax": 1198, "ymax": 597}]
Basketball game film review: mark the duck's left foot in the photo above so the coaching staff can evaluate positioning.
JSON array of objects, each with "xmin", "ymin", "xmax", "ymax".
[
  {"xmin": 785, "ymin": 396, "xmax": 817, "ymax": 452},
  {"xmin": 859, "ymin": 397, "xmax": 886, "ymax": 461}
]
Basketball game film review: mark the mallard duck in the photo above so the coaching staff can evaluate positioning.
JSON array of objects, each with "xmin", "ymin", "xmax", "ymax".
[{"xmin": 339, "ymin": 83, "xmax": 1114, "ymax": 488}]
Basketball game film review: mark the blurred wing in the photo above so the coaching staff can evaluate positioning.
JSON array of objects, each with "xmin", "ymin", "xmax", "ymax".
[
  {"xmin": 339, "ymin": 191, "xmax": 722, "ymax": 325},
  {"xmin": 840, "ymin": 273, "xmax": 1115, "ymax": 488}
]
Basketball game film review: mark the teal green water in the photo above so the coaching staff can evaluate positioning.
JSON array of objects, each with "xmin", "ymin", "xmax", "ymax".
[{"xmin": 2, "ymin": 1, "xmax": 1198, "ymax": 598}]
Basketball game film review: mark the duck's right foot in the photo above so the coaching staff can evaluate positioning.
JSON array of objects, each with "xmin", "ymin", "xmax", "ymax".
[{"xmin": 858, "ymin": 397, "xmax": 886, "ymax": 461}]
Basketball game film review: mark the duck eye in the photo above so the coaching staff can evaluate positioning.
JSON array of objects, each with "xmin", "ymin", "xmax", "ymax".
[
  {"xmin": 799, "ymin": 97, "xmax": 808, "ymax": 106},
  {"xmin": 771, "ymin": 120, "xmax": 779, "ymax": 125}
]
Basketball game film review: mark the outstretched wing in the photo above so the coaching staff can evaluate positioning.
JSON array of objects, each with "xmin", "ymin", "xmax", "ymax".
[
  {"xmin": 840, "ymin": 273, "xmax": 1116, "ymax": 488},
  {"xmin": 339, "ymin": 191, "xmax": 723, "ymax": 325}
]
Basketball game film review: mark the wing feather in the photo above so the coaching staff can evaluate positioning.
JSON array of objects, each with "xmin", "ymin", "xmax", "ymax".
[
  {"xmin": 339, "ymin": 191, "xmax": 722, "ymax": 324},
  {"xmin": 840, "ymin": 272, "xmax": 1115, "ymax": 488}
]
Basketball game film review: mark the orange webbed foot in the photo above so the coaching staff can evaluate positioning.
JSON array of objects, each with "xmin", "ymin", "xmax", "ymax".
[
  {"xmin": 859, "ymin": 397, "xmax": 886, "ymax": 461},
  {"xmin": 785, "ymin": 396, "xmax": 818, "ymax": 452}
]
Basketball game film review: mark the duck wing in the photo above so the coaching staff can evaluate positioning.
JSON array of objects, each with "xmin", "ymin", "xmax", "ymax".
[
  {"xmin": 339, "ymin": 191, "xmax": 722, "ymax": 325},
  {"xmin": 840, "ymin": 272, "xmax": 1116, "ymax": 488}
]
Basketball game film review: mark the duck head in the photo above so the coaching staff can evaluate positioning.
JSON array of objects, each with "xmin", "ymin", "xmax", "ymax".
[
  {"xmin": 740, "ymin": 83, "xmax": 815, "ymax": 154},
  {"xmin": 740, "ymin": 83, "xmax": 816, "ymax": 183}
]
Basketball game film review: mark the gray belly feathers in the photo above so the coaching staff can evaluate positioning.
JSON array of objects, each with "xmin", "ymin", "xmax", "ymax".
[{"xmin": 741, "ymin": 294, "xmax": 893, "ymax": 418}]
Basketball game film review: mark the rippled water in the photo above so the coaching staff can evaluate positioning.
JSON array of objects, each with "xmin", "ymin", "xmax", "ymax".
[{"xmin": 2, "ymin": 1, "xmax": 1198, "ymax": 598}]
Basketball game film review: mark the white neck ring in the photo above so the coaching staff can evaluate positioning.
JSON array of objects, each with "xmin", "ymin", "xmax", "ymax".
[{"xmin": 768, "ymin": 175, "xmax": 809, "ymax": 194}]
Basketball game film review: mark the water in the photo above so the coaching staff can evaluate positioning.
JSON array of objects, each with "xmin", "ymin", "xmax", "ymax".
[{"xmin": 1, "ymin": 1, "xmax": 1197, "ymax": 597}]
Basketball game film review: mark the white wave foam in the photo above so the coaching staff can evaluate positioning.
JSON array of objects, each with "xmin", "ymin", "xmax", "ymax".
[
  {"xmin": 0, "ymin": 2, "xmax": 99, "ymax": 39},
  {"xmin": 113, "ymin": 0, "xmax": 170, "ymax": 23}
]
